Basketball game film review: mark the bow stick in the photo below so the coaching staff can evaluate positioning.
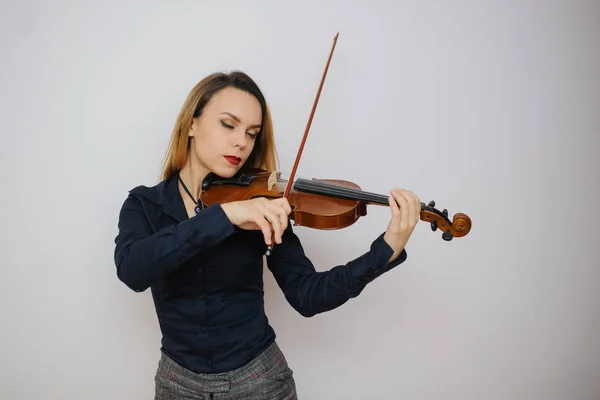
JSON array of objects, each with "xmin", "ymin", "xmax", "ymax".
[{"xmin": 265, "ymin": 32, "xmax": 339, "ymax": 256}]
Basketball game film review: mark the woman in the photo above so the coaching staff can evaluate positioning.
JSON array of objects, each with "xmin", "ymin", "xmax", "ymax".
[{"xmin": 114, "ymin": 71, "xmax": 421, "ymax": 399}]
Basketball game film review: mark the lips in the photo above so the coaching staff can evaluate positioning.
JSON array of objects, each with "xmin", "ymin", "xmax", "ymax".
[{"xmin": 224, "ymin": 155, "xmax": 241, "ymax": 165}]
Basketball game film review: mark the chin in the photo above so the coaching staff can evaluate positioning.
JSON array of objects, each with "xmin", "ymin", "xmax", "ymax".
[{"xmin": 210, "ymin": 164, "xmax": 241, "ymax": 178}]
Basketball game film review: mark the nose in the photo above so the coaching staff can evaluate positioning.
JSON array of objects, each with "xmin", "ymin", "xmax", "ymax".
[{"xmin": 232, "ymin": 129, "xmax": 248, "ymax": 148}]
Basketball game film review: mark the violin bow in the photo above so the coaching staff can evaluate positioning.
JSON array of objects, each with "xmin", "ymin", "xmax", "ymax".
[
  {"xmin": 283, "ymin": 32, "xmax": 339, "ymax": 198},
  {"xmin": 265, "ymin": 32, "xmax": 339, "ymax": 256}
]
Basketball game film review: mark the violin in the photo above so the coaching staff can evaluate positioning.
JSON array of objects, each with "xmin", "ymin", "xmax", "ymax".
[
  {"xmin": 200, "ymin": 167, "xmax": 471, "ymax": 240},
  {"xmin": 199, "ymin": 33, "xmax": 472, "ymax": 254}
]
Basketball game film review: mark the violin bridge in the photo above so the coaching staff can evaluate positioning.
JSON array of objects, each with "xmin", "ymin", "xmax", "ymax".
[{"xmin": 268, "ymin": 171, "xmax": 280, "ymax": 191}]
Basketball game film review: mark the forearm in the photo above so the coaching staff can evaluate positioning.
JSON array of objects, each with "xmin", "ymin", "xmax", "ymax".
[
  {"xmin": 114, "ymin": 198, "xmax": 235, "ymax": 292},
  {"xmin": 269, "ymin": 230, "xmax": 407, "ymax": 317}
]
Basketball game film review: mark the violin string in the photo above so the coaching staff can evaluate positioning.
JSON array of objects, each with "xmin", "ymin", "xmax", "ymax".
[
  {"xmin": 277, "ymin": 177, "xmax": 383, "ymax": 201},
  {"xmin": 277, "ymin": 177, "xmax": 389, "ymax": 204},
  {"xmin": 301, "ymin": 179, "xmax": 388, "ymax": 200},
  {"xmin": 295, "ymin": 179, "xmax": 389, "ymax": 204}
]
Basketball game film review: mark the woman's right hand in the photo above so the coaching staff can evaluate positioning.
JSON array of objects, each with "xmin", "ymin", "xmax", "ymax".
[{"xmin": 220, "ymin": 197, "xmax": 292, "ymax": 246}]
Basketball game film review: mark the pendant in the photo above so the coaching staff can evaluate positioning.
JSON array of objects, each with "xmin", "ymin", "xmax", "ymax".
[{"xmin": 194, "ymin": 205, "xmax": 201, "ymax": 214}]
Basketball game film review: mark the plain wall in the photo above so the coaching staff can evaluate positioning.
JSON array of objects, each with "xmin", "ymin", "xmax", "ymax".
[{"xmin": 1, "ymin": 0, "xmax": 599, "ymax": 399}]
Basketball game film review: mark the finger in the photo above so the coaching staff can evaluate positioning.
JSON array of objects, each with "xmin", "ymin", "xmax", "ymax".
[
  {"xmin": 277, "ymin": 204, "xmax": 289, "ymax": 233},
  {"xmin": 252, "ymin": 209, "xmax": 274, "ymax": 245},
  {"xmin": 257, "ymin": 199, "xmax": 282, "ymax": 244},
  {"xmin": 258, "ymin": 217, "xmax": 274, "ymax": 246},
  {"xmin": 258, "ymin": 203, "xmax": 283, "ymax": 244},
  {"xmin": 273, "ymin": 197, "xmax": 292, "ymax": 216},
  {"xmin": 391, "ymin": 188, "xmax": 410, "ymax": 229},
  {"xmin": 403, "ymin": 190, "xmax": 421, "ymax": 225},
  {"xmin": 266, "ymin": 201, "xmax": 288, "ymax": 238},
  {"xmin": 410, "ymin": 191, "xmax": 421, "ymax": 225},
  {"xmin": 389, "ymin": 194, "xmax": 401, "ymax": 218},
  {"xmin": 282, "ymin": 198, "xmax": 292, "ymax": 215},
  {"xmin": 269, "ymin": 198, "xmax": 291, "ymax": 236},
  {"xmin": 400, "ymin": 190, "xmax": 417, "ymax": 227}
]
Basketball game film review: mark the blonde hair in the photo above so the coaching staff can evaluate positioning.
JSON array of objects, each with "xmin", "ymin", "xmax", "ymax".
[{"xmin": 160, "ymin": 71, "xmax": 278, "ymax": 180}]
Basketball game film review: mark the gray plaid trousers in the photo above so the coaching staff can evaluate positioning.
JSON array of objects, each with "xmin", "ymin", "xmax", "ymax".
[{"xmin": 154, "ymin": 341, "xmax": 298, "ymax": 399}]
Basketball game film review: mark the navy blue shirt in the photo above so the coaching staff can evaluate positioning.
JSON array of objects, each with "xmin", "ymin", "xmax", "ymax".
[{"xmin": 114, "ymin": 173, "xmax": 407, "ymax": 374}]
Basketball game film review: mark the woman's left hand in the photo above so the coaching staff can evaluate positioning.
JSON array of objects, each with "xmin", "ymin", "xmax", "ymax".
[{"xmin": 383, "ymin": 188, "xmax": 421, "ymax": 264}]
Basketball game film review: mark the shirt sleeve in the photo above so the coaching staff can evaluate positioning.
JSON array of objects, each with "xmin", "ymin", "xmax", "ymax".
[
  {"xmin": 114, "ymin": 194, "xmax": 236, "ymax": 292},
  {"xmin": 266, "ymin": 222, "xmax": 407, "ymax": 317}
]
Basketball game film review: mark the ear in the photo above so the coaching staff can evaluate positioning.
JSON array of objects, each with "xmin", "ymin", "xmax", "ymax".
[{"xmin": 188, "ymin": 118, "xmax": 198, "ymax": 138}]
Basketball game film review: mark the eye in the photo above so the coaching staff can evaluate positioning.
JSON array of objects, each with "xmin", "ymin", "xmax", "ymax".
[
  {"xmin": 247, "ymin": 132, "xmax": 258, "ymax": 139},
  {"xmin": 221, "ymin": 121, "xmax": 233, "ymax": 129}
]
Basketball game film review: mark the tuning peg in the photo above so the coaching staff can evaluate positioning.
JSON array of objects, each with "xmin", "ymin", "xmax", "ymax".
[
  {"xmin": 442, "ymin": 231, "xmax": 453, "ymax": 241},
  {"xmin": 431, "ymin": 220, "xmax": 438, "ymax": 231},
  {"xmin": 428, "ymin": 200, "xmax": 435, "ymax": 207},
  {"xmin": 442, "ymin": 209, "xmax": 448, "ymax": 217}
]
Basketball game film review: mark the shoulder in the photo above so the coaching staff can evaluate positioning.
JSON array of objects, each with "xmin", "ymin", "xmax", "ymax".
[
  {"xmin": 117, "ymin": 176, "xmax": 178, "ymax": 230},
  {"xmin": 126, "ymin": 175, "xmax": 175, "ymax": 207},
  {"xmin": 117, "ymin": 176, "xmax": 174, "ymax": 219}
]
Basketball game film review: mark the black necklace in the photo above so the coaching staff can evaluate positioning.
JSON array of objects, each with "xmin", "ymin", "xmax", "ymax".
[{"xmin": 178, "ymin": 174, "xmax": 204, "ymax": 214}]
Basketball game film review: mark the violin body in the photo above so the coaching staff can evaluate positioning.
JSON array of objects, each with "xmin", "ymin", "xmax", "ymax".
[
  {"xmin": 288, "ymin": 179, "xmax": 367, "ymax": 229},
  {"xmin": 200, "ymin": 167, "xmax": 472, "ymax": 240},
  {"xmin": 200, "ymin": 167, "xmax": 367, "ymax": 230}
]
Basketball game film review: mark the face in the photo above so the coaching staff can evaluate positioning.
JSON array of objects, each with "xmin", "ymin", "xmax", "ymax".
[{"xmin": 188, "ymin": 86, "xmax": 262, "ymax": 178}]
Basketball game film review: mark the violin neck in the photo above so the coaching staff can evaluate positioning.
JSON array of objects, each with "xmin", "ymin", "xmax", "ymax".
[{"xmin": 291, "ymin": 178, "xmax": 390, "ymax": 205}]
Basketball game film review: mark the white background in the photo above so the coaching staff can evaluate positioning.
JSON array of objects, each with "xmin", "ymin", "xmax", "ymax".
[{"xmin": 1, "ymin": 0, "xmax": 599, "ymax": 399}]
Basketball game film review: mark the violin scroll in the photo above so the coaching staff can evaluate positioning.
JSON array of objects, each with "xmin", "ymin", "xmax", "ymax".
[{"xmin": 420, "ymin": 200, "xmax": 472, "ymax": 241}]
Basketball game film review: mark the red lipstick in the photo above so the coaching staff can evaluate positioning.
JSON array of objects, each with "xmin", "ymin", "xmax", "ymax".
[{"xmin": 224, "ymin": 155, "xmax": 241, "ymax": 165}]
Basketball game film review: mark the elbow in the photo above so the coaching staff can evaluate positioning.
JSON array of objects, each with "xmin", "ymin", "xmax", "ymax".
[
  {"xmin": 117, "ymin": 265, "xmax": 150, "ymax": 293},
  {"xmin": 285, "ymin": 295, "xmax": 317, "ymax": 318},
  {"xmin": 288, "ymin": 290, "xmax": 351, "ymax": 318},
  {"xmin": 297, "ymin": 307, "xmax": 317, "ymax": 318},
  {"xmin": 115, "ymin": 252, "xmax": 150, "ymax": 293},
  {"xmin": 283, "ymin": 280, "xmax": 351, "ymax": 318},
  {"xmin": 289, "ymin": 296, "xmax": 321, "ymax": 318}
]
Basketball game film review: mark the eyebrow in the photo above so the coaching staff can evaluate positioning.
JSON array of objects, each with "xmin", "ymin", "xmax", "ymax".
[{"xmin": 221, "ymin": 112, "xmax": 261, "ymax": 129}]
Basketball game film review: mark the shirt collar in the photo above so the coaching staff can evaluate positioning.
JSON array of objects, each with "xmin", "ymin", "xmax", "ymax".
[{"xmin": 129, "ymin": 174, "xmax": 187, "ymax": 223}]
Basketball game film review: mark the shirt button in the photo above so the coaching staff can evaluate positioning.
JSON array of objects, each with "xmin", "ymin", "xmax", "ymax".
[{"xmin": 197, "ymin": 268, "xmax": 203, "ymax": 273}]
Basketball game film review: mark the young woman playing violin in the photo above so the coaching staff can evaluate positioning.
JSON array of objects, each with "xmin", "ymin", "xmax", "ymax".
[{"xmin": 114, "ymin": 71, "xmax": 421, "ymax": 399}]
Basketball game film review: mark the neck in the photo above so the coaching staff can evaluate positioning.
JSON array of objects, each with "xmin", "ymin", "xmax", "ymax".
[{"xmin": 178, "ymin": 158, "xmax": 210, "ymax": 199}]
